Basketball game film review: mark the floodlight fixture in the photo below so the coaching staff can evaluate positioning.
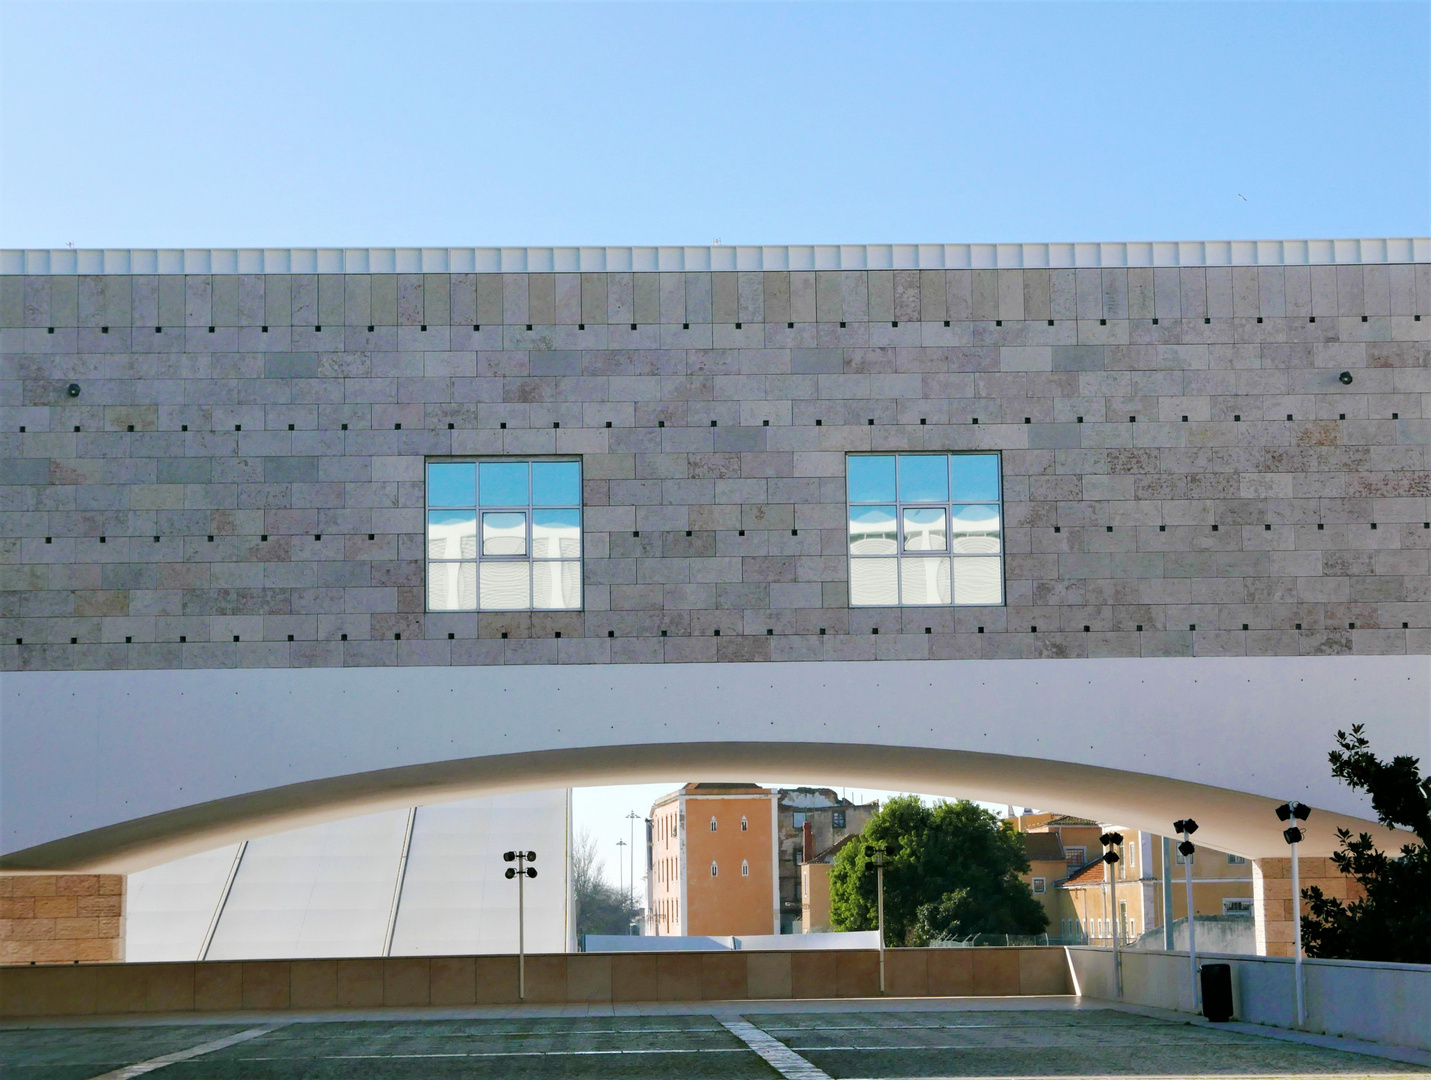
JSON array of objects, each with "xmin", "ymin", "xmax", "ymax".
[
  {"xmin": 504, "ymin": 850, "xmax": 516, "ymax": 861},
  {"xmin": 1283, "ymin": 826, "xmax": 1305, "ymax": 845},
  {"xmin": 526, "ymin": 850, "xmax": 537, "ymax": 862},
  {"xmin": 1177, "ymin": 840, "xmax": 1196, "ymax": 857},
  {"xmin": 504, "ymin": 867, "xmax": 515, "ymax": 879}
]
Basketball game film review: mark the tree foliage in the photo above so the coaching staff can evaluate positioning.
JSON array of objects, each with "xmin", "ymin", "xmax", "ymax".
[
  {"xmin": 572, "ymin": 828, "xmax": 641, "ymax": 938},
  {"xmin": 828, "ymin": 796, "xmax": 1047, "ymax": 945},
  {"xmin": 1301, "ymin": 724, "xmax": 1431, "ymax": 964}
]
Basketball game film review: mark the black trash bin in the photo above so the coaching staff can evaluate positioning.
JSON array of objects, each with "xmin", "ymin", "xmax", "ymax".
[{"xmin": 1200, "ymin": 962, "xmax": 1234, "ymax": 1022}]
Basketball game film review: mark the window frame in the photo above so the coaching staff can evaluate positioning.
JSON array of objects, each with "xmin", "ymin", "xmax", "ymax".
[
  {"xmin": 424, "ymin": 456, "xmax": 583, "ymax": 613},
  {"xmin": 846, "ymin": 451, "xmax": 1005, "ymax": 608}
]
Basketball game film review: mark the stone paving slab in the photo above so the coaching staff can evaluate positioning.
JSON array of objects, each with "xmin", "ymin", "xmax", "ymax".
[{"xmin": 2, "ymin": 1001, "xmax": 1426, "ymax": 1080}]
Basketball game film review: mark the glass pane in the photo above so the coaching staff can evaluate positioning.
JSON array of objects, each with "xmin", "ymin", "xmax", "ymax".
[
  {"xmin": 532, "ymin": 461, "xmax": 581, "ymax": 507},
  {"xmin": 428, "ymin": 561, "xmax": 477, "ymax": 611},
  {"xmin": 427, "ymin": 462, "xmax": 475, "ymax": 507},
  {"xmin": 902, "ymin": 507, "xmax": 947, "ymax": 551},
  {"xmin": 900, "ymin": 557, "xmax": 952, "ymax": 605},
  {"xmin": 478, "ymin": 461, "xmax": 529, "ymax": 507},
  {"xmin": 953, "ymin": 557, "xmax": 1002, "ymax": 604},
  {"xmin": 849, "ymin": 506, "xmax": 897, "ymax": 554},
  {"xmin": 847, "ymin": 455, "xmax": 896, "ymax": 504},
  {"xmin": 479, "ymin": 561, "xmax": 530, "ymax": 610},
  {"xmin": 532, "ymin": 510, "xmax": 580, "ymax": 558},
  {"xmin": 950, "ymin": 504, "xmax": 1001, "ymax": 553},
  {"xmin": 950, "ymin": 454, "xmax": 1000, "ymax": 502},
  {"xmin": 533, "ymin": 560, "xmax": 582, "ymax": 610},
  {"xmin": 427, "ymin": 510, "xmax": 477, "ymax": 560},
  {"xmin": 482, "ymin": 512, "xmax": 527, "ymax": 556},
  {"xmin": 898, "ymin": 455, "xmax": 949, "ymax": 503},
  {"xmin": 849, "ymin": 557, "xmax": 899, "ymax": 605}
]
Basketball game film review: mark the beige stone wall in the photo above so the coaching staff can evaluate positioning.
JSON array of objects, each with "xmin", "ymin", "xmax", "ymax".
[
  {"xmin": 0, "ymin": 945, "xmax": 1071, "ymax": 1016},
  {"xmin": 0, "ymin": 875, "xmax": 124, "ymax": 965},
  {"xmin": 1252, "ymin": 855, "xmax": 1363, "ymax": 957}
]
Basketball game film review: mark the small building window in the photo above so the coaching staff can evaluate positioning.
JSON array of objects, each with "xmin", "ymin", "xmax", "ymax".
[
  {"xmin": 1224, "ymin": 898, "xmax": 1253, "ymax": 915},
  {"xmin": 847, "ymin": 452, "xmax": 1004, "ymax": 606},
  {"xmin": 1176, "ymin": 849, "xmax": 1195, "ymax": 865},
  {"xmin": 1065, "ymin": 846, "xmax": 1086, "ymax": 867},
  {"xmin": 832, "ymin": 810, "xmax": 846, "ymax": 830},
  {"xmin": 741, "ymin": 816, "xmax": 748, "ymax": 831},
  {"xmin": 710, "ymin": 861, "xmax": 718, "ymax": 877},
  {"xmin": 709, "ymin": 816, "xmax": 717, "ymax": 832},
  {"xmin": 1032, "ymin": 877, "xmax": 1046, "ymax": 895},
  {"xmin": 792, "ymin": 811, "xmax": 805, "ymax": 828},
  {"xmin": 793, "ymin": 850, "xmax": 803, "ymax": 865},
  {"xmin": 426, "ymin": 458, "xmax": 582, "ymax": 611},
  {"xmin": 1227, "ymin": 854, "xmax": 1247, "ymax": 865},
  {"xmin": 741, "ymin": 860, "xmax": 749, "ymax": 877}
]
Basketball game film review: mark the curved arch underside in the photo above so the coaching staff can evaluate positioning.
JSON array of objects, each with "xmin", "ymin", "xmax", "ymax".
[{"xmin": 3, "ymin": 654, "xmax": 1426, "ymax": 872}]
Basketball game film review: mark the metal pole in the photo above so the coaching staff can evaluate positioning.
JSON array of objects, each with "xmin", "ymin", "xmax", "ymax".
[
  {"xmin": 1183, "ymin": 833, "xmax": 1198, "ymax": 1012},
  {"xmin": 876, "ymin": 857, "xmax": 886, "ymax": 995},
  {"xmin": 1291, "ymin": 834, "xmax": 1304, "ymax": 1027},
  {"xmin": 518, "ymin": 852, "xmax": 526, "ymax": 1002},
  {"xmin": 1161, "ymin": 836, "xmax": 1175, "ymax": 951},
  {"xmin": 1108, "ymin": 854, "xmax": 1122, "ymax": 999}
]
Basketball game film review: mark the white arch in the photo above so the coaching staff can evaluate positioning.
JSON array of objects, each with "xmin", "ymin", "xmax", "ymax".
[{"xmin": 2, "ymin": 655, "xmax": 1426, "ymax": 872}]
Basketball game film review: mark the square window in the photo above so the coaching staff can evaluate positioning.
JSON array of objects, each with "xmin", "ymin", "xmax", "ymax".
[
  {"xmin": 848, "ymin": 453, "xmax": 1004, "ymax": 608},
  {"xmin": 426, "ymin": 458, "xmax": 582, "ymax": 612}
]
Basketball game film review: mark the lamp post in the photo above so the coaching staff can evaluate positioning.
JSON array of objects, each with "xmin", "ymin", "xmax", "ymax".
[
  {"xmin": 503, "ymin": 849, "xmax": 537, "ymax": 1001},
  {"xmin": 1100, "ymin": 831, "xmax": 1124, "ymax": 999},
  {"xmin": 625, "ymin": 810, "xmax": 641, "ymax": 904},
  {"xmin": 1173, "ymin": 818, "xmax": 1199, "ymax": 1012},
  {"xmin": 1276, "ymin": 801, "xmax": 1311, "ymax": 1028}
]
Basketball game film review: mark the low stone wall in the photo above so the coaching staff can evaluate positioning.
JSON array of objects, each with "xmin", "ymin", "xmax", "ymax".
[
  {"xmin": 0, "ymin": 876, "xmax": 124, "ymax": 965},
  {"xmin": 0, "ymin": 947, "xmax": 1071, "ymax": 1017},
  {"xmin": 1067, "ymin": 946, "xmax": 1431, "ymax": 1052}
]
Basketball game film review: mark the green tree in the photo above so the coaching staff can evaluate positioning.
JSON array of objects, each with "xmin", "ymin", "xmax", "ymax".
[
  {"xmin": 828, "ymin": 796, "xmax": 1047, "ymax": 945},
  {"xmin": 1301, "ymin": 725, "xmax": 1431, "ymax": 964}
]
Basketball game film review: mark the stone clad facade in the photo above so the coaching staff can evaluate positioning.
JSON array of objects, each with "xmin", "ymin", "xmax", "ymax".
[{"xmin": 3, "ymin": 247, "xmax": 1430, "ymax": 672}]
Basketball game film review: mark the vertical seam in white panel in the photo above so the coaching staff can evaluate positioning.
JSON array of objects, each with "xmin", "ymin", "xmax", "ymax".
[
  {"xmin": 383, "ymin": 806, "xmax": 418, "ymax": 956},
  {"xmin": 199, "ymin": 839, "xmax": 246, "ymax": 961}
]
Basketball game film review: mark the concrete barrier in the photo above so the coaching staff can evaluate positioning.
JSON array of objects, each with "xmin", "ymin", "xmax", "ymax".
[
  {"xmin": 0, "ymin": 947, "xmax": 1072, "ymax": 1017},
  {"xmin": 1066, "ymin": 946, "xmax": 1431, "ymax": 1052}
]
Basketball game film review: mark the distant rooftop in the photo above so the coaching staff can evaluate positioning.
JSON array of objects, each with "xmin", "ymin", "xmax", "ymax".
[{"xmin": 3, "ymin": 237, "xmax": 1427, "ymax": 275}]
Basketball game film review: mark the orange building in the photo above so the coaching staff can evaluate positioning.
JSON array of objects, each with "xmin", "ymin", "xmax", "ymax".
[{"xmin": 648, "ymin": 783, "xmax": 779, "ymax": 937}]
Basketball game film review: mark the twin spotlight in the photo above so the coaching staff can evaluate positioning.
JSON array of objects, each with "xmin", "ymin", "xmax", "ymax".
[
  {"xmin": 1275, "ymin": 802, "xmax": 1311, "ymax": 845},
  {"xmin": 503, "ymin": 850, "xmax": 538, "ymax": 879},
  {"xmin": 1172, "ymin": 818, "xmax": 1198, "ymax": 858}
]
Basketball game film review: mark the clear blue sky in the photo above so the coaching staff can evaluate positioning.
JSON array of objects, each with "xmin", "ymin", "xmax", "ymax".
[{"xmin": 2, "ymin": 1, "xmax": 1427, "ymax": 249}]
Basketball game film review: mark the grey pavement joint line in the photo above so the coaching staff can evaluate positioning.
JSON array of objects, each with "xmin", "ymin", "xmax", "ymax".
[
  {"xmin": 83, "ymin": 1025, "xmax": 285, "ymax": 1080},
  {"xmin": 721, "ymin": 1017, "xmax": 833, "ymax": 1080}
]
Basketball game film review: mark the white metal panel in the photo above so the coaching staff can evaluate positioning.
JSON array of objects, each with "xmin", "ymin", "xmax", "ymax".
[
  {"xmin": 203, "ymin": 810, "xmax": 407, "ymax": 959},
  {"xmin": 388, "ymin": 790, "xmax": 569, "ymax": 956},
  {"xmin": 125, "ymin": 843, "xmax": 240, "ymax": 961}
]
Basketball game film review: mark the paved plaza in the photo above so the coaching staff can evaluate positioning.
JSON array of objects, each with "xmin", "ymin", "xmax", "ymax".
[{"xmin": 3, "ymin": 999, "xmax": 1426, "ymax": 1080}]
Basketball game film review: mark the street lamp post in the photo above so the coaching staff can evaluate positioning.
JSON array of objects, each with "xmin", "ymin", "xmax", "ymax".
[
  {"xmin": 625, "ymin": 810, "xmax": 641, "ymax": 906},
  {"xmin": 1100, "ymin": 831, "xmax": 1124, "ymax": 999},
  {"xmin": 1276, "ymin": 801, "xmax": 1312, "ymax": 1028},
  {"xmin": 863, "ymin": 844, "xmax": 886, "ymax": 995},
  {"xmin": 1173, "ymin": 818, "xmax": 1200, "ymax": 1012},
  {"xmin": 503, "ymin": 849, "xmax": 537, "ymax": 1001}
]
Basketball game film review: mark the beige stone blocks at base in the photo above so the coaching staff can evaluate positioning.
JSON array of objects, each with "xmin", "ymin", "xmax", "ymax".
[
  {"xmin": 0, "ymin": 947, "xmax": 1074, "ymax": 1017},
  {"xmin": 0, "ymin": 875, "xmax": 124, "ymax": 966},
  {"xmin": 1252, "ymin": 856, "xmax": 1365, "ymax": 957}
]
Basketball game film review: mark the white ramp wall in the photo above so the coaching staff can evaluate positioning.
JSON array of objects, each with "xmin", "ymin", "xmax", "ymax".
[{"xmin": 125, "ymin": 790, "xmax": 570, "ymax": 961}]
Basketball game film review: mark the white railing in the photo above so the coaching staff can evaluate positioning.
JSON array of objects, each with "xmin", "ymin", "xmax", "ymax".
[{"xmin": 1066, "ymin": 945, "xmax": 1431, "ymax": 1052}]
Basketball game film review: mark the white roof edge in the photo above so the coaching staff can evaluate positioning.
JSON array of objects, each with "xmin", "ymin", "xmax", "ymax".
[{"xmin": 3, "ymin": 239, "xmax": 1428, "ymax": 275}]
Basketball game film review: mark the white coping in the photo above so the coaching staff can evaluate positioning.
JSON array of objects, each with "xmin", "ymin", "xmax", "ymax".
[{"xmin": 2, "ymin": 239, "xmax": 1429, "ymax": 275}]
